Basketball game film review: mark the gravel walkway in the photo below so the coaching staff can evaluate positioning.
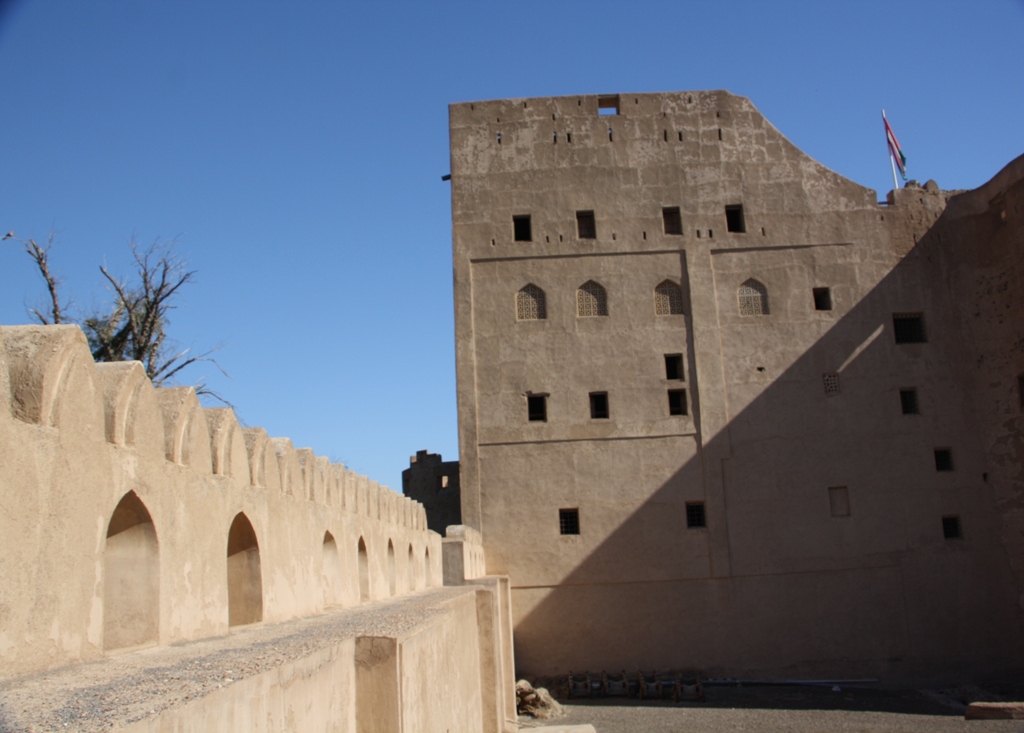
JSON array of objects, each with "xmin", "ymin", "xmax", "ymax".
[
  {"xmin": 0, "ymin": 586, "xmax": 468, "ymax": 733},
  {"xmin": 522, "ymin": 685, "xmax": 1024, "ymax": 733}
]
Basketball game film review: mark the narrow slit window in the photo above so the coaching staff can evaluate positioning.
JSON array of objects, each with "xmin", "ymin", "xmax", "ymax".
[
  {"xmin": 893, "ymin": 313, "xmax": 927, "ymax": 343},
  {"xmin": 900, "ymin": 388, "xmax": 919, "ymax": 415},
  {"xmin": 513, "ymin": 215, "xmax": 532, "ymax": 242},
  {"xmin": 942, "ymin": 515, "xmax": 962, "ymax": 540},
  {"xmin": 813, "ymin": 287, "xmax": 833, "ymax": 311},
  {"xmin": 668, "ymin": 389, "xmax": 687, "ymax": 416},
  {"xmin": 527, "ymin": 395, "xmax": 547, "ymax": 422},
  {"xmin": 589, "ymin": 392, "xmax": 609, "ymax": 419},
  {"xmin": 725, "ymin": 205, "xmax": 746, "ymax": 233},
  {"xmin": 934, "ymin": 448, "xmax": 954, "ymax": 472},
  {"xmin": 576, "ymin": 210, "xmax": 596, "ymax": 239},
  {"xmin": 662, "ymin": 206, "xmax": 683, "ymax": 235},
  {"xmin": 559, "ymin": 508, "xmax": 580, "ymax": 535},
  {"xmin": 1019, "ymin": 372, "xmax": 1024, "ymax": 412},
  {"xmin": 685, "ymin": 502, "xmax": 706, "ymax": 528},
  {"xmin": 654, "ymin": 280, "xmax": 684, "ymax": 315},
  {"xmin": 664, "ymin": 354, "xmax": 684, "ymax": 381}
]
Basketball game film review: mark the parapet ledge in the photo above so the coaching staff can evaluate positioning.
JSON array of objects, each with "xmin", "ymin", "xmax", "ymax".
[{"xmin": 442, "ymin": 524, "xmax": 487, "ymax": 584}]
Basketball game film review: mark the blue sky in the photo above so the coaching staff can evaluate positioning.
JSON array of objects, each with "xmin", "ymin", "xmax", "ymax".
[{"xmin": 1, "ymin": 0, "xmax": 1021, "ymax": 492}]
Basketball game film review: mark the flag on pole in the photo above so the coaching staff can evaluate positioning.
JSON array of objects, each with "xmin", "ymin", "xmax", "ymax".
[{"xmin": 883, "ymin": 111, "xmax": 907, "ymax": 181}]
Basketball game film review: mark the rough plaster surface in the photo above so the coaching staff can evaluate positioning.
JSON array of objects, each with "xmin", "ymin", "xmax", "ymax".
[{"xmin": 449, "ymin": 91, "xmax": 1024, "ymax": 679}]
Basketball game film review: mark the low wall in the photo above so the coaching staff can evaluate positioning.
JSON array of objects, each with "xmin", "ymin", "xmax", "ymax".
[
  {"xmin": 0, "ymin": 587, "xmax": 511, "ymax": 733},
  {"xmin": 0, "ymin": 324, "xmax": 442, "ymax": 679}
]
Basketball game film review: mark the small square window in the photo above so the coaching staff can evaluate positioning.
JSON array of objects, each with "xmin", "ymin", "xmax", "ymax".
[
  {"xmin": 828, "ymin": 486, "xmax": 850, "ymax": 517},
  {"xmin": 576, "ymin": 210, "xmax": 596, "ymax": 239},
  {"xmin": 589, "ymin": 392, "xmax": 609, "ymax": 419},
  {"xmin": 934, "ymin": 448, "xmax": 954, "ymax": 472},
  {"xmin": 900, "ymin": 388, "xmax": 919, "ymax": 415},
  {"xmin": 513, "ymin": 215, "xmax": 532, "ymax": 242},
  {"xmin": 812, "ymin": 287, "xmax": 833, "ymax": 311},
  {"xmin": 893, "ymin": 313, "xmax": 927, "ymax": 344},
  {"xmin": 527, "ymin": 395, "xmax": 547, "ymax": 422},
  {"xmin": 664, "ymin": 354, "xmax": 684, "ymax": 381},
  {"xmin": 823, "ymin": 373, "xmax": 840, "ymax": 396},
  {"xmin": 685, "ymin": 502, "xmax": 706, "ymax": 528},
  {"xmin": 559, "ymin": 508, "xmax": 580, "ymax": 535},
  {"xmin": 725, "ymin": 204, "xmax": 746, "ymax": 233},
  {"xmin": 597, "ymin": 95, "xmax": 620, "ymax": 116},
  {"xmin": 942, "ymin": 515, "xmax": 962, "ymax": 540},
  {"xmin": 668, "ymin": 389, "xmax": 687, "ymax": 416},
  {"xmin": 662, "ymin": 207, "xmax": 682, "ymax": 235}
]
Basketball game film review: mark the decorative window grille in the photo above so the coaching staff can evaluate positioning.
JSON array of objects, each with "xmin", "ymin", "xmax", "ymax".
[
  {"xmin": 823, "ymin": 373, "xmax": 840, "ymax": 396},
  {"xmin": 893, "ymin": 313, "xmax": 927, "ymax": 343},
  {"xmin": 559, "ymin": 508, "xmax": 580, "ymax": 535},
  {"xmin": 577, "ymin": 280, "xmax": 608, "ymax": 317},
  {"xmin": 654, "ymin": 280, "xmax": 684, "ymax": 315},
  {"xmin": 516, "ymin": 284, "xmax": 547, "ymax": 321},
  {"xmin": 685, "ymin": 502, "xmax": 706, "ymax": 528},
  {"xmin": 738, "ymin": 279, "xmax": 769, "ymax": 316}
]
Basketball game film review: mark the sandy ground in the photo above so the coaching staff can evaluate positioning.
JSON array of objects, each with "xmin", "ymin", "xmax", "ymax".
[{"xmin": 520, "ymin": 684, "xmax": 1024, "ymax": 733}]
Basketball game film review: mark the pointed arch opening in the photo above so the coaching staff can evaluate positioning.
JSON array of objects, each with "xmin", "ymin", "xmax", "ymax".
[
  {"xmin": 577, "ymin": 280, "xmax": 608, "ymax": 317},
  {"xmin": 357, "ymin": 537, "xmax": 370, "ymax": 602},
  {"xmin": 387, "ymin": 540, "xmax": 397, "ymax": 596},
  {"xmin": 323, "ymin": 531, "xmax": 342, "ymax": 607},
  {"xmin": 227, "ymin": 513, "xmax": 262, "ymax": 626},
  {"xmin": 425, "ymin": 547, "xmax": 433, "ymax": 587},
  {"xmin": 104, "ymin": 491, "xmax": 159, "ymax": 650},
  {"xmin": 738, "ymin": 278, "xmax": 769, "ymax": 316},
  {"xmin": 407, "ymin": 544, "xmax": 416, "ymax": 592},
  {"xmin": 516, "ymin": 284, "xmax": 547, "ymax": 321},
  {"xmin": 654, "ymin": 280, "xmax": 684, "ymax": 315}
]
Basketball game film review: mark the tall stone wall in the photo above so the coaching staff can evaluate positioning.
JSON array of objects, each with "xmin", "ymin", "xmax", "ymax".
[{"xmin": 0, "ymin": 324, "xmax": 441, "ymax": 679}]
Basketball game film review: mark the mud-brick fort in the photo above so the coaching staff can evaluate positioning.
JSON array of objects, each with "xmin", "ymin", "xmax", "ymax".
[{"xmin": 1, "ymin": 89, "xmax": 1022, "ymax": 731}]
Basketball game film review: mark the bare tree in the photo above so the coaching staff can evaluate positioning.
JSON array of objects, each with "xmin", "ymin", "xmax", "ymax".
[{"xmin": 5, "ymin": 231, "xmax": 228, "ymax": 399}]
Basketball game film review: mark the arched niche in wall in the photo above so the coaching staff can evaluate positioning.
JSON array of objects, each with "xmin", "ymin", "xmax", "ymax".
[
  {"xmin": 387, "ymin": 540, "xmax": 397, "ymax": 596},
  {"xmin": 323, "ymin": 531, "xmax": 342, "ymax": 607},
  {"xmin": 425, "ymin": 547, "xmax": 432, "ymax": 587},
  {"xmin": 104, "ymin": 491, "xmax": 159, "ymax": 651},
  {"xmin": 407, "ymin": 544, "xmax": 416, "ymax": 592},
  {"xmin": 357, "ymin": 537, "xmax": 369, "ymax": 602},
  {"xmin": 227, "ymin": 513, "xmax": 263, "ymax": 626}
]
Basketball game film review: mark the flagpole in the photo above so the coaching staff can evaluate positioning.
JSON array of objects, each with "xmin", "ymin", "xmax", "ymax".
[{"xmin": 883, "ymin": 110, "xmax": 899, "ymax": 192}]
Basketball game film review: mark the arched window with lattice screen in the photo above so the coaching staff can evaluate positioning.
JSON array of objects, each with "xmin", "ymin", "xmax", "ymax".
[
  {"xmin": 654, "ymin": 280, "xmax": 684, "ymax": 315},
  {"xmin": 516, "ymin": 284, "xmax": 547, "ymax": 321},
  {"xmin": 577, "ymin": 280, "xmax": 608, "ymax": 317},
  {"xmin": 738, "ymin": 279, "xmax": 769, "ymax": 316}
]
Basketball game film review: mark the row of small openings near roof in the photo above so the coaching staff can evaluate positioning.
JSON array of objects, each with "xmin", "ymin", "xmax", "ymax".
[
  {"xmin": 525, "ymin": 386, "xmax": 688, "ymax": 423},
  {"xmin": 509, "ymin": 206, "xmax": 760, "ymax": 244},
  {"xmin": 515, "ymin": 280, "xmax": 685, "ymax": 321},
  {"xmin": 558, "ymin": 501, "xmax": 705, "ymax": 537}
]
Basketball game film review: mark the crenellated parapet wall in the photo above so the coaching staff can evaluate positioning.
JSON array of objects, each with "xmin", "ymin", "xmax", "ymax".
[{"xmin": 0, "ymin": 324, "xmax": 442, "ymax": 679}]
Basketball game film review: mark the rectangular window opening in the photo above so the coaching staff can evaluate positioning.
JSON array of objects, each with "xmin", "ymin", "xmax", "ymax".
[
  {"xmin": 598, "ymin": 95, "xmax": 620, "ymax": 116},
  {"xmin": 559, "ymin": 508, "xmax": 580, "ymax": 535},
  {"xmin": 664, "ymin": 354, "xmax": 684, "ymax": 381},
  {"xmin": 893, "ymin": 313, "xmax": 927, "ymax": 344},
  {"xmin": 589, "ymin": 392, "xmax": 609, "ymax": 419},
  {"xmin": 942, "ymin": 515, "xmax": 962, "ymax": 540},
  {"xmin": 685, "ymin": 502, "xmax": 706, "ymax": 528},
  {"xmin": 828, "ymin": 486, "xmax": 850, "ymax": 517},
  {"xmin": 662, "ymin": 206, "xmax": 682, "ymax": 235},
  {"xmin": 513, "ymin": 215, "xmax": 532, "ymax": 242},
  {"xmin": 668, "ymin": 389, "xmax": 687, "ymax": 416},
  {"xmin": 725, "ymin": 204, "xmax": 746, "ymax": 233},
  {"xmin": 527, "ymin": 394, "xmax": 547, "ymax": 422},
  {"xmin": 823, "ymin": 373, "xmax": 840, "ymax": 396},
  {"xmin": 900, "ymin": 388, "xmax": 919, "ymax": 415},
  {"xmin": 1018, "ymin": 372, "xmax": 1024, "ymax": 412},
  {"xmin": 934, "ymin": 448, "xmax": 954, "ymax": 472},
  {"xmin": 576, "ymin": 210, "xmax": 596, "ymax": 239},
  {"xmin": 813, "ymin": 287, "xmax": 833, "ymax": 311}
]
